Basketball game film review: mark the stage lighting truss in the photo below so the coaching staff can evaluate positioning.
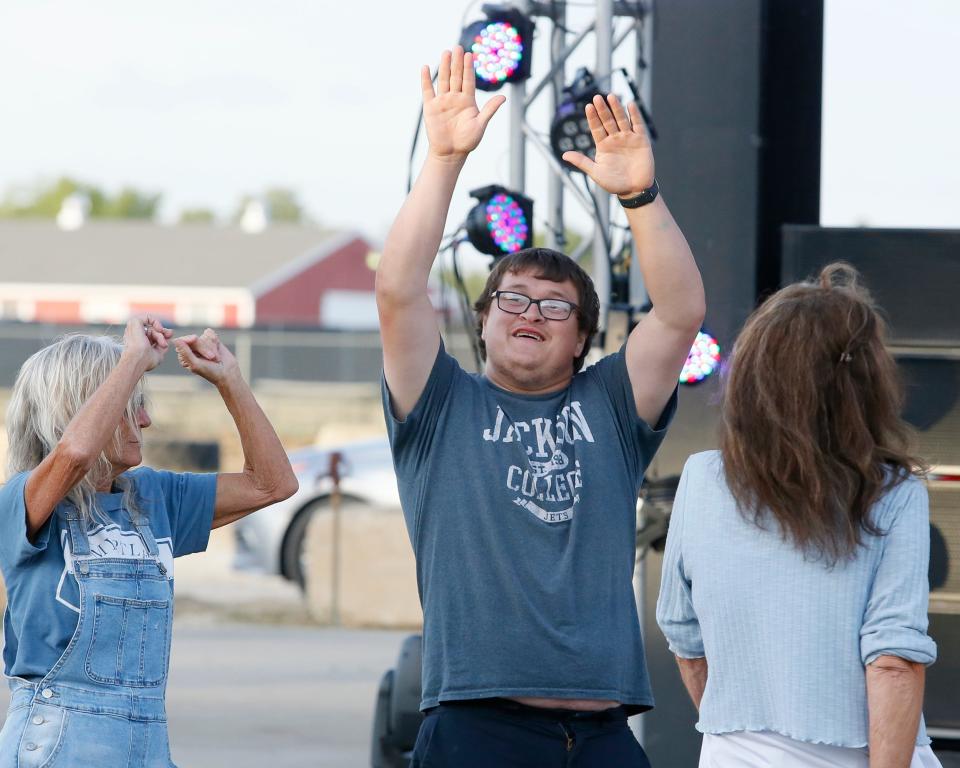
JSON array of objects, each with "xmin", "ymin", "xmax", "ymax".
[
  {"xmin": 680, "ymin": 330, "xmax": 721, "ymax": 385},
  {"xmin": 550, "ymin": 68, "xmax": 602, "ymax": 172},
  {"xmin": 460, "ymin": 6, "xmax": 534, "ymax": 91},
  {"xmin": 466, "ymin": 185, "xmax": 534, "ymax": 257}
]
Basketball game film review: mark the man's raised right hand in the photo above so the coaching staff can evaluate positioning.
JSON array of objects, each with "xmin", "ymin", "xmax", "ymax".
[{"xmin": 422, "ymin": 46, "xmax": 506, "ymax": 162}]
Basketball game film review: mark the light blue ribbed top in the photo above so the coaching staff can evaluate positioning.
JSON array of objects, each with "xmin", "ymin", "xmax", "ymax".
[{"xmin": 656, "ymin": 450, "xmax": 937, "ymax": 748}]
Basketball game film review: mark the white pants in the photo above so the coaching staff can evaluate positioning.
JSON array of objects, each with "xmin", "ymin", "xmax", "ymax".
[{"xmin": 700, "ymin": 730, "xmax": 943, "ymax": 768}]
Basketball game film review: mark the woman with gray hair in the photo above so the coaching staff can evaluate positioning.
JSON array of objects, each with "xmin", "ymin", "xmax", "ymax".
[{"xmin": 0, "ymin": 317, "xmax": 297, "ymax": 767}]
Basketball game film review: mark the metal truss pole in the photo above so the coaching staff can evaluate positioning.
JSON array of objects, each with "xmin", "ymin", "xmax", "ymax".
[
  {"xmin": 510, "ymin": 0, "xmax": 530, "ymax": 192},
  {"xmin": 514, "ymin": 0, "xmax": 649, "ymax": 307},
  {"xmin": 546, "ymin": 2, "xmax": 567, "ymax": 250},
  {"xmin": 593, "ymin": 0, "xmax": 614, "ymax": 326},
  {"xmin": 629, "ymin": 8, "xmax": 653, "ymax": 309},
  {"xmin": 631, "ymin": 16, "xmax": 648, "ymax": 728},
  {"xmin": 498, "ymin": 3, "xmax": 652, "ymax": 747}
]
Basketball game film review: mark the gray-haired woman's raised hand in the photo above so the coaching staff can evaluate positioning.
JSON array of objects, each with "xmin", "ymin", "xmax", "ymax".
[
  {"xmin": 122, "ymin": 315, "xmax": 173, "ymax": 373},
  {"xmin": 172, "ymin": 328, "xmax": 296, "ymax": 527},
  {"xmin": 173, "ymin": 328, "xmax": 238, "ymax": 387}
]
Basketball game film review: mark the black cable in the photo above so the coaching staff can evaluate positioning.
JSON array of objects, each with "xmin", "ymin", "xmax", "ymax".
[
  {"xmin": 450, "ymin": 240, "xmax": 483, "ymax": 371},
  {"xmin": 549, "ymin": 1, "xmax": 562, "ymax": 108},
  {"xmin": 617, "ymin": 68, "xmax": 658, "ymax": 141},
  {"xmin": 438, "ymin": 248, "xmax": 454, "ymax": 341},
  {"xmin": 406, "ymin": 69, "xmax": 438, "ymax": 193},
  {"xmin": 435, "ymin": 226, "xmax": 466, "ymax": 339},
  {"xmin": 459, "ymin": 252, "xmax": 483, "ymax": 370},
  {"xmin": 406, "ymin": 103, "xmax": 424, "ymax": 194},
  {"xmin": 577, "ymin": 174, "xmax": 618, "ymax": 314},
  {"xmin": 579, "ymin": 174, "xmax": 613, "ymax": 260}
]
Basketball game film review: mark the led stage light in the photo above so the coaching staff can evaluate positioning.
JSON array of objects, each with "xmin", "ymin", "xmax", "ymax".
[
  {"xmin": 680, "ymin": 330, "xmax": 721, "ymax": 385},
  {"xmin": 466, "ymin": 185, "xmax": 533, "ymax": 257},
  {"xmin": 460, "ymin": 7, "xmax": 534, "ymax": 91}
]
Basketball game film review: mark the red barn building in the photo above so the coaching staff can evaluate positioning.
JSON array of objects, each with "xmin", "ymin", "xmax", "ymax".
[{"xmin": 0, "ymin": 221, "xmax": 378, "ymax": 329}]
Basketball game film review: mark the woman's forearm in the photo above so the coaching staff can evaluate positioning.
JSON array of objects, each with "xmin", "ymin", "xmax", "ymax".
[
  {"xmin": 212, "ymin": 369, "xmax": 297, "ymax": 526},
  {"xmin": 866, "ymin": 655, "xmax": 925, "ymax": 768},
  {"xmin": 676, "ymin": 655, "xmax": 708, "ymax": 711}
]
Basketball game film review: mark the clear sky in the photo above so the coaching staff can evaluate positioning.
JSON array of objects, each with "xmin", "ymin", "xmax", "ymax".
[{"xmin": 0, "ymin": 0, "xmax": 957, "ymax": 244}]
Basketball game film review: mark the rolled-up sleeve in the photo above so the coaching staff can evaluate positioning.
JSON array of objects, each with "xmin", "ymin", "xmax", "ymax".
[
  {"xmin": 860, "ymin": 479, "xmax": 937, "ymax": 666},
  {"xmin": 656, "ymin": 465, "xmax": 705, "ymax": 658}
]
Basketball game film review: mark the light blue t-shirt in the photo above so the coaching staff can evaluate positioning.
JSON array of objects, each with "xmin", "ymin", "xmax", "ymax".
[
  {"xmin": 384, "ymin": 343, "xmax": 675, "ymax": 712},
  {"xmin": 0, "ymin": 467, "xmax": 217, "ymax": 681},
  {"xmin": 656, "ymin": 450, "xmax": 937, "ymax": 748}
]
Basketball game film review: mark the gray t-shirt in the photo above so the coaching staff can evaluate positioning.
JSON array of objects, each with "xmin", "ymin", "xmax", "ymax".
[{"xmin": 383, "ymin": 343, "xmax": 676, "ymax": 712}]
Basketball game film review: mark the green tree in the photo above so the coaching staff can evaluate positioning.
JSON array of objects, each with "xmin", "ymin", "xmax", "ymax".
[
  {"xmin": 0, "ymin": 177, "xmax": 160, "ymax": 220},
  {"xmin": 99, "ymin": 187, "xmax": 160, "ymax": 219},
  {"xmin": 233, "ymin": 187, "xmax": 309, "ymax": 225},
  {"xmin": 179, "ymin": 207, "xmax": 217, "ymax": 224},
  {"xmin": 1, "ymin": 177, "xmax": 94, "ymax": 218},
  {"xmin": 264, "ymin": 187, "xmax": 305, "ymax": 223}
]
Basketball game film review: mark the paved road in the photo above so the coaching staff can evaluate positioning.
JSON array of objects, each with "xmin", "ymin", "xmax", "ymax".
[
  {"xmin": 0, "ymin": 617, "xmax": 409, "ymax": 768},
  {"xmin": 166, "ymin": 620, "xmax": 408, "ymax": 767},
  {"xmin": 0, "ymin": 528, "xmax": 414, "ymax": 767}
]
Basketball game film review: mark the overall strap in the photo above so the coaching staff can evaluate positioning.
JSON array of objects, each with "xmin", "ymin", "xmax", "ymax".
[
  {"xmin": 64, "ymin": 507, "xmax": 90, "ymax": 557},
  {"xmin": 124, "ymin": 478, "xmax": 161, "ymax": 559},
  {"xmin": 133, "ymin": 517, "xmax": 160, "ymax": 558}
]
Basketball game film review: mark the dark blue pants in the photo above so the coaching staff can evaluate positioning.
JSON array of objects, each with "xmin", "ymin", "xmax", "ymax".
[{"xmin": 409, "ymin": 699, "xmax": 653, "ymax": 768}]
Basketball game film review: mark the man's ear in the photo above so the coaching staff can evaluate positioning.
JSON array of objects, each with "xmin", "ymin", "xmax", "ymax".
[{"xmin": 575, "ymin": 329, "xmax": 588, "ymax": 357}]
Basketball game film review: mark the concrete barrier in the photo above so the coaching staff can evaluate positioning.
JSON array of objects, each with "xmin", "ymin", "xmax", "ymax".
[{"xmin": 304, "ymin": 500, "xmax": 422, "ymax": 629}]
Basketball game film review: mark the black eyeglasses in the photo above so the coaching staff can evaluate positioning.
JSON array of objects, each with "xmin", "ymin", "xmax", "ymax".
[{"xmin": 492, "ymin": 290, "xmax": 578, "ymax": 321}]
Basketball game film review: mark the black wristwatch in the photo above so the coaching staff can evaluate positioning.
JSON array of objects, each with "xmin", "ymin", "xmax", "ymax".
[{"xmin": 618, "ymin": 179, "xmax": 659, "ymax": 209}]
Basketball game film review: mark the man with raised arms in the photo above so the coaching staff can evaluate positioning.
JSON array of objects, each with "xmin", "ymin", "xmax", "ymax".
[{"xmin": 376, "ymin": 46, "xmax": 705, "ymax": 766}]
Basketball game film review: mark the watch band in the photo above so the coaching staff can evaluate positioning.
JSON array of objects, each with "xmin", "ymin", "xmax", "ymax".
[{"xmin": 618, "ymin": 178, "xmax": 659, "ymax": 209}]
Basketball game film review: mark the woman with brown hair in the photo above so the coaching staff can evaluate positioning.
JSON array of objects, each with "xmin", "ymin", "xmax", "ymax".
[{"xmin": 656, "ymin": 264, "xmax": 941, "ymax": 767}]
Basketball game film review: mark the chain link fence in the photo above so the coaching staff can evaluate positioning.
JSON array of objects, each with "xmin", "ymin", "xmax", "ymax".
[{"xmin": 0, "ymin": 322, "xmax": 480, "ymax": 388}]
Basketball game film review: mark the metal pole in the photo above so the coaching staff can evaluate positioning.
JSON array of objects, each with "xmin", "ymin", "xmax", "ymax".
[
  {"xmin": 521, "ymin": 121, "xmax": 596, "ymax": 215},
  {"xmin": 523, "ymin": 20, "xmax": 593, "ymax": 109},
  {"xmin": 546, "ymin": 2, "xmax": 567, "ymax": 250},
  {"xmin": 631, "ymin": 15, "xmax": 654, "ymax": 749},
  {"xmin": 510, "ymin": 0, "xmax": 530, "ymax": 192},
  {"xmin": 235, "ymin": 330, "xmax": 253, "ymax": 385},
  {"xmin": 593, "ymin": 0, "xmax": 614, "ymax": 326},
  {"xmin": 629, "ymin": 11, "xmax": 654, "ymax": 308},
  {"xmin": 329, "ymin": 452, "xmax": 343, "ymax": 625}
]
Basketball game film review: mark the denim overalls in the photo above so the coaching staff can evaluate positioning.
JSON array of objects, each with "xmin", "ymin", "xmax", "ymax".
[{"xmin": 0, "ymin": 507, "xmax": 176, "ymax": 767}]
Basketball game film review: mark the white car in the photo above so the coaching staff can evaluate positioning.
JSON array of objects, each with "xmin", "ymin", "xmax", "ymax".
[{"xmin": 233, "ymin": 438, "xmax": 399, "ymax": 588}]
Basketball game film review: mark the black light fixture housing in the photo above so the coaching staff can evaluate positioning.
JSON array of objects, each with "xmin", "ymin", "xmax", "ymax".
[
  {"xmin": 549, "ymin": 68, "xmax": 602, "ymax": 172},
  {"xmin": 466, "ymin": 185, "xmax": 534, "ymax": 257},
  {"xmin": 459, "ymin": 6, "xmax": 534, "ymax": 92}
]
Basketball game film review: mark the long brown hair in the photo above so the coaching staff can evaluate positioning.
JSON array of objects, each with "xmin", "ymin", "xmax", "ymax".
[{"xmin": 719, "ymin": 262, "xmax": 924, "ymax": 564}]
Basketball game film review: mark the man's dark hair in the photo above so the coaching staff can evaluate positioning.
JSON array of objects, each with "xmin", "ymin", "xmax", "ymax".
[{"xmin": 473, "ymin": 248, "xmax": 601, "ymax": 373}]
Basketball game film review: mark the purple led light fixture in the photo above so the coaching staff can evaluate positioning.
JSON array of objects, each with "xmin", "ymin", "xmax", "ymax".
[{"xmin": 680, "ymin": 330, "xmax": 721, "ymax": 385}]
